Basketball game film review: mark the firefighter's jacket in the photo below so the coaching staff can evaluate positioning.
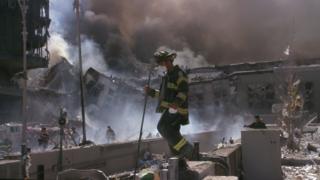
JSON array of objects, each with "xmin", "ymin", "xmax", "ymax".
[{"xmin": 149, "ymin": 65, "xmax": 189, "ymax": 125}]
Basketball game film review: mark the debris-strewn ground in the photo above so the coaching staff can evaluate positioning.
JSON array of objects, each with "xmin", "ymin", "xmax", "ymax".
[
  {"xmin": 282, "ymin": 165, "xmax": 319, "ymax": 180},
  {"xmin": 281, "ymin": 126, "xmax": 320, "ymax": 180}
]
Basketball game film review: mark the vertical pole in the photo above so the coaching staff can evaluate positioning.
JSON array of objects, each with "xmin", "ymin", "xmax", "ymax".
[
  {"xmin": 57, "ymin": 124, "xmax": 64, "ymax": 172},
  {"xmin": 193, "ymin": 141, "xmax": 200, "ymax": 161},
  {"xmin": 169, "ymin": 157, "xmax": 179, "ymax": 180},
  {"xmin": 133, "ymin": 67, "xmax": 153, "ymax": 179},
  {"xmin": 160, "ymin": 169, "xmax": 168, "ymax": 180},
  {"xmin": 37, "ymin": 165, "xmax": 44, "ymax": 180},
  {"xmin": 18, "ymin": 0, "xmax": 29, "ymax": 178},
  {"xmin": 75, "ymin": 0, "xmax": 87, "ymax": 144}
]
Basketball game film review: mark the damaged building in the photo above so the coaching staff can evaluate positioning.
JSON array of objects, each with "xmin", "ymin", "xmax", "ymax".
[
  {"xmin": 84, "ymin": 67, "xmax": 143, "ymax": 114},
  {"xmin": 189, "ymin": 59, "xmax": 320, "ymax": 123},
  {"xmin": 2, "ymin": 0, "xmax": 320, "ymax": 179},
  {"xmin": 0, "ymin": 0, "xmax": 50, "ymax": 123}
]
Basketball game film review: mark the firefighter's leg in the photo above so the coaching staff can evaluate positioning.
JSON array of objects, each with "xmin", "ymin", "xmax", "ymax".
[
  {"xmin": 158, "ymin": 111, "xmax": 194, "ymax": 159},
  {"xmin": 157, "ymin": 112, "xmax": 179, "ymax": 155},
  {"xmin": 157, "ymin": 113, "xmax": 167, "ymax": 138}
]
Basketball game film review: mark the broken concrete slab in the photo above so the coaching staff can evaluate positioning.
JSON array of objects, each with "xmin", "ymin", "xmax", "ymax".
[
  {"xmin": 210, "ymin": 144, "xmax": 241, "ymax": 176},
  {"xmin": 187, "ymin": 161, "xmax": 215, "ymax": 179},
  {"xmin": 307, "ymin": 143, "xmax": 318, "ymax": 152},
  {"xmin": 0, "ymin": 160, "xmax": 21, "ymax": 179},
  {"xmin": 282, "ymin": 158, "xmax": 320, "ymax": 166}
]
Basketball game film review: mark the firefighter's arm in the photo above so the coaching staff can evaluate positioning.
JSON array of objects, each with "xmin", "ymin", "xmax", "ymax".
[
  {"xmin": 144, "ymin": 86, "xmax": 160, "ymax": 98},
  {"xmin": 172, "ymin": 72, "xmax": 188, "ymax": 107}
]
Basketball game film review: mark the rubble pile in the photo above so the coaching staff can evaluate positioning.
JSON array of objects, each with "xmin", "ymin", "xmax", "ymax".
[
  {"xmin": 281, "ymin": 126, "xmax": 320, "ymax": 180},
  {"xmin": 281, "ymin": 128, "xmax": 320, "ymax": 159},
  {"xmin": 108, "ymin": 152, "xmax": 167, "ymax": 180},
  {"xmin": 282, "ymin": 165, "xmax": 319, "ymax": 180}
]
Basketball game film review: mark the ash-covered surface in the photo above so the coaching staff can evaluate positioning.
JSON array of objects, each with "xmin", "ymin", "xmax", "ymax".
[
  {"xmin": 281, "ymin": 127, "xmax": 320, "ymax": 160},
  {"xmin": 107, "ymin": 152, "xmax": 167, "ymax": 180},
  {"xmin": 282, "ymin": 165, "xmax": 319, "ymax": 180},
  {"xmin": 281, "ymin": 126, "xmax": 320, "ymax": 180}
]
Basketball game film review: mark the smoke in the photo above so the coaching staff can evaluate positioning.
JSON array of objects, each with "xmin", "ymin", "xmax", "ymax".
[
  {"xmin": 77, "ymin": 0, "xmax": 320, "ymax": 73},
  {"xmin": 156, "ymin": 46, "xmax": 209, "ymax": 69},
  {"xmin": 36, "ymin": 0, "xmax": 320, "ymax": 145},
  {"xmin": 50, "ymin": 0, "xmax": 320, "ymax": 73},
  {"xmin": 84, "ymin": 88, "xmax": 161, "ymax": 143},
  {"xmin": 48, "ymin": 33, "xmax": 107, "ymax": 73},
  {"xmin": 185, "ymin": 104, "xmax": 246, "ymax": 140},
  {"xmin": 48, "ymin": 33, "xmax": 71, "ymax": 67},
  {"xmin": 49, "ymin": 0, "xmax": 107, "ymax": 73}
]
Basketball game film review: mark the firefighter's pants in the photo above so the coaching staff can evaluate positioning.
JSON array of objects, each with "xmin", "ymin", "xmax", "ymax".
[{"xmin": 157, "ymin": 111, "xmax": 194, "ymax": 159}]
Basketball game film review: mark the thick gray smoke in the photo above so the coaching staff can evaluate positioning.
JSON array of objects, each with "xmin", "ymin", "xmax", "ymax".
[
  {"xmin": 78, "ymin": 0, "xmax": 320, "ymax": 72},
  {"xmin": 43, "ymin": 0, "xmax": 320, "ymax": 144},
  {"xmin": 50, "ymin": 0, "xmax": 320, "ymax": 74}
]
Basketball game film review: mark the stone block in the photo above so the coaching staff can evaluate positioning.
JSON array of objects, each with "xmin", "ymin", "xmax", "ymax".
[{"xmin": 188, "ymin": 161, "xmax": 215, "ymax": 179}]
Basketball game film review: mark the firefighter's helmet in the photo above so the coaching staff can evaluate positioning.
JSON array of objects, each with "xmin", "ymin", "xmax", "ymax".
[{"xmin": 153, "ymin": 50, "xmax": 177, "ymax": 64}]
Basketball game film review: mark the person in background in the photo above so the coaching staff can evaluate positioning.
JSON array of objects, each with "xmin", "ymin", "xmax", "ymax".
[
  {"xmin": 38, "ymin": 127, "xmax": 49, "ymax": 150},
  {"xmin": 71, "ymin": 127, "xmax": 81, "ymax": 145},
  {"xmin": 106, "ymin": 126, "xmax": 116, "ymax": 143},
  {"xmin": 244, "ymin": 115, "xmax": 267, "ymax": 129}
]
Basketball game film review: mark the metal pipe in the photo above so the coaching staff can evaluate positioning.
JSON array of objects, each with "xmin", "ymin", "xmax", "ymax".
[
  {"xmin": 133, "ymin": 67, "xmax": 153, "ymax": 179},
  {"xmin": 57, "ymin": 124, "xmax": 64, "ymax": 172},
  {"xmin": 160, "ymin": 169, "xmax": 168, "ymax": 180},
  {"xmin": 58, "ymin": 108, "xmax": 67, "ymax": 172},
  {"xmin": 193, "ymin": 141, "xmax": 200, "ymax": 160},
  {"xmin": 169, "ymin": 157, "xmax": 179, "ymax": 180},
  {"xmin": 18, "ymin": 0, "xmax": 29, "ymax": 178},
  {"xmin": 37, "ymin": 165, "xmax": 44, "ymax": 180},
  {"xmin": 74, "ymin": 0, "xmax": 87, "ymax": 144}
]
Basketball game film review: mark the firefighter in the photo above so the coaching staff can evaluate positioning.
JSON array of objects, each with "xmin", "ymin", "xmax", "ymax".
[
  {"xmin": 71, "ymin": 127, "xmax": 81, "ymax": 145},
  {"xmin": 106, "ymin": 126, "xmax": 116, "ymax": 143},
  {"xmin": 144, "ymin": 50, "xmax": 194, "ymax": 159},
  {"xmin": 38, "ymin": 127, "xmax": 49, "ymax": 149}
]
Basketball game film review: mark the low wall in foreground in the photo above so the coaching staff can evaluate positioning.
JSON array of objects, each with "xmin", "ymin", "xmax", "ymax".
[{"xmin": 0, "ymin": 131, "xmax": 220, "ymax": 180}]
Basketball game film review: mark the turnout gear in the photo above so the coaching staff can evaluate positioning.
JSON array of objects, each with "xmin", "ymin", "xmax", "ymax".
[
  {"xmin": 157, "ymin": 111, "xmax": 194, "ymax": 159},
  {"xmin": 147, "ymin": 62, "xmax": 194, "ymax": 159},
  {"xmin": 147, "ymin": 65, "xmax": 189, "ymax": 125}
]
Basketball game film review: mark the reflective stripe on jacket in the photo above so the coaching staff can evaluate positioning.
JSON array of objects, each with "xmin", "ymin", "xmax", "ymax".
[{"xmin": 157, "ymin": 65, "xmax": 189, "ymax": 125}]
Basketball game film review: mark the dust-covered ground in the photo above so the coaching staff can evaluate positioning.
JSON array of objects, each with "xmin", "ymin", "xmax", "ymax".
[{"xmin": 281, "ymin": 127, "xmax": 320, "ymax": 180}]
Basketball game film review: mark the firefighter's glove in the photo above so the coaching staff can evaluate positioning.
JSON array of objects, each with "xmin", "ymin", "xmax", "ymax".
[
  {"xmin": 169, "ymin": 108, "xmax": 178, "ymax": 114},
  {"xmin": 144, "ymin": 85, "xmax": 151, "ymax": 94},
  {"xmin": 169, "ymin": 104, "xmax": 178, "ymax": 114},
  {"xmin": 144, "ymin": 85, "xmax": 155, "ymax": 97}
]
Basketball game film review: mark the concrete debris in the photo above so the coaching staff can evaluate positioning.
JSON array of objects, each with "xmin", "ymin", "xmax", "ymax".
[
  {"xmin": 307, "ymin": 143, "xmax": 318, "ymax": 153},
  {"xmin": 282, "ymin": 165, "xmax": 320, "ymax": 180},
  {"xmin": 187, "ymin": 161, "xmax": 215, "ymax": 179},
  {"xmin": 138, "ymin": 152, "xmax": 165, "ymax": 169},
  {"xmin": 281, "ymin": 129, "xmax": 320, "ymax": 161},
  {"xmin": 281, "ymin": 126, "xmax": 320, "ymax": 179},
  {"xmin": 109, "ymin": 155, "xmax": 221, "ymax": 180}
]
